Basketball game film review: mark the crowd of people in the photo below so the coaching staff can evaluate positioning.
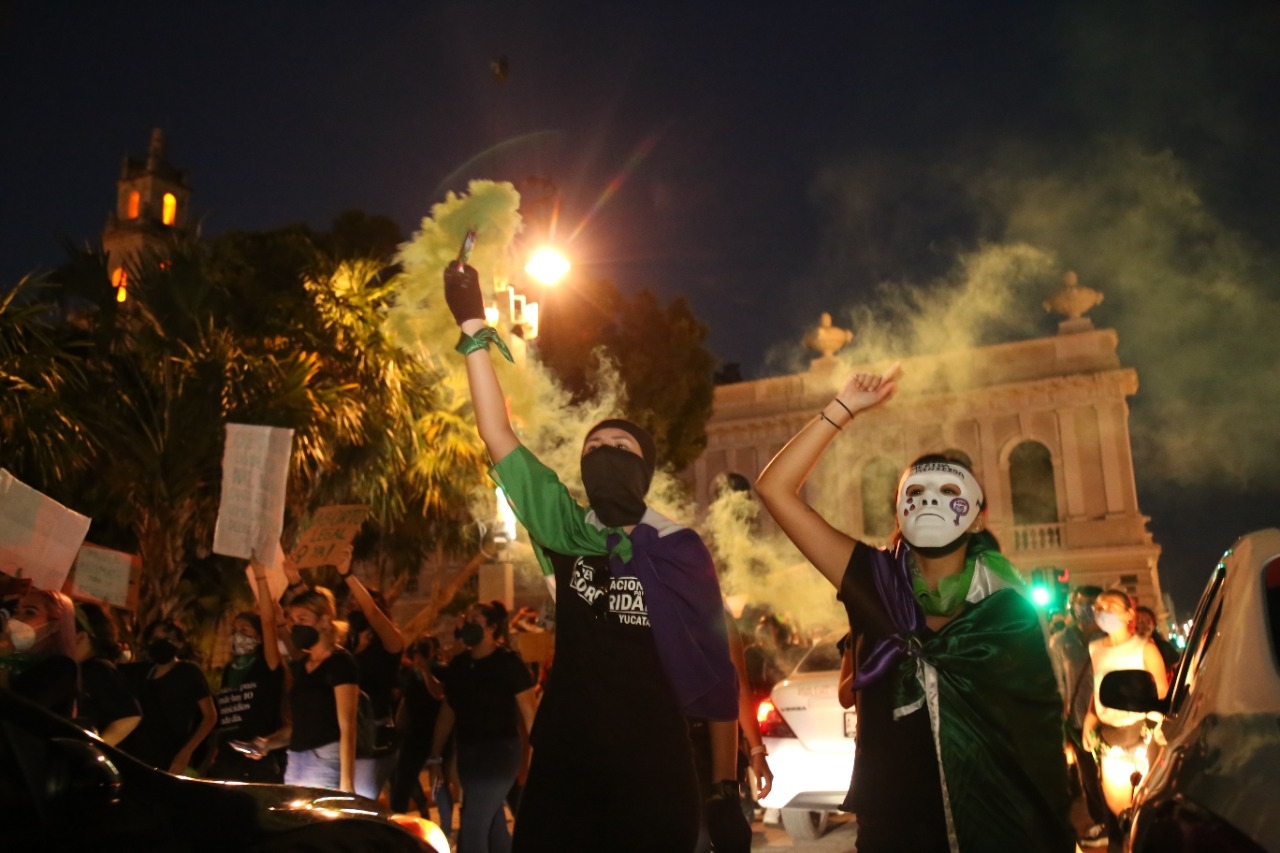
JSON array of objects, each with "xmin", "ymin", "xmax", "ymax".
[{"xmin": 2, "ymin": 259, "xmax": 1187, "ymax": 853}]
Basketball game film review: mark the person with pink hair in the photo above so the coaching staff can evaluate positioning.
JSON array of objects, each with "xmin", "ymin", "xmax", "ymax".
[{"xmin": 2, "ymin": 588, "xmax": 79, "ymax": 715}]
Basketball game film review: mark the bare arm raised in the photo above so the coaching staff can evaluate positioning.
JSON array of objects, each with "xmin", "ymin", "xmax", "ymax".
[{"xmin": 755, "ymin": 363, "xmax": 901, "ymax": 587}]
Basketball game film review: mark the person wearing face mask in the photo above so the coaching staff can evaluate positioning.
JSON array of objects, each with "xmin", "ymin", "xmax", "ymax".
[
  {"xmin": 1048, "ymin": 586, "xmax": 1110, "ymax": 848},
  {"xmin": 755, "ymin": 364, "xmax": 1073, "ymax": 853},
  {"xmin": 205, "ymin": 555, "xmax": 285, "ymax": 782},
  {"xmin": 119, "ymin": 619, "xmax": 218, "ymax": 775},
  {"xmin": 1082, "ymin": 589, "xmax": 1168, "ymax": 841},
  {"xmin": 1, "ymin": 588, "xmax": 80, "ymax": 716},
  {"xmin": 255, "ymin": 589, "xmax": 359, "ymax": 792},
  {"xmin": 445, "ymin": 262, "xmax": 742, "ymax": 852},
  {"xmin": 427, "ymin": 602, "xmax": 536, "ymax": 853}
]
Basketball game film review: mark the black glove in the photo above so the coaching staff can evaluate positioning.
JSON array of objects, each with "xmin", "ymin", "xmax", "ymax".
[
  {"xmin": 443, "ymin": 262, "xmax": 485, "ymax": 325},
  {"xmin": 704, "ymin": 781, "xmax": 751, "ymax": 852}
]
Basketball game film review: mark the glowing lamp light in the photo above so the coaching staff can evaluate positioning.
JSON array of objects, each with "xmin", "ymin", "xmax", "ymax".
[
  {"xmin": 1031, "ymin": 585, "xmax": 1052, "ymax": 608},
  {"xmin": 495, "ymin": 486, "xmax": 518, "ymax": 544},
  {"xmin": 484, "ymin": 304, "xmax": 500, "ymax": 326},
  {"xmin": 524, "ymin": 247, "xmax": 571, "ymax": 285}
]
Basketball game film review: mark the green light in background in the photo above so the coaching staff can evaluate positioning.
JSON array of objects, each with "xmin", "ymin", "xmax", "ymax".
[{"xmin": 1031, "ymin": 585, "xmax": 1052, "ymax": 607}]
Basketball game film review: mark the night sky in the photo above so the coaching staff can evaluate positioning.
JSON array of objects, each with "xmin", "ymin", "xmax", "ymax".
[{"xmin": 3, "ymin": 0, "xmax": 1279, "ymax": 613}]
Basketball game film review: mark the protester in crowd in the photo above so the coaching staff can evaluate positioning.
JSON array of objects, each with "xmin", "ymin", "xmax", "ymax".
[
  {"xmin": 1, "ymin": 588, "xmax": 79, "ymax": 715},
  {"xmin": 120, "ymin": 618, "xmax": 218, "ymax": 775},
  {"xmin": 334, "ymin": 551, "xmax": 406, "ymax": 800},
  {"xmin": 755, "ymin": 363, "xmax": 1074, "ymax": 852},
  {"xmin": 205, "ymin": 555, "xmax": 286, "ymax": 783},
  {"xmin": 427, "ymin": 601, "xmax": 536, "ymax": 853},
  {"xmin": 1048, "ymin": 585, "xmax": 1109, "ymax": 848},
  {"xmin": 445, "ymin": 260, "xmax": 743, "ymax": 852},
  {"xmin": 1083, "ymin": 589, "xmax": 1169, "ymax": 842},
  {"xmin": 390, "ymin": 635, "xmax": 446, "ymax": 819},
  {"xmin": 71, "ymin": 602, "xmax": 141, "ymax": 746},
  {"xmin": 1134, "ymin": 605, "xmax": 1180, "ymax": 671},
  {"xmin": 255, "ymin": 588, "xmax": 359, "ymax": 793}
]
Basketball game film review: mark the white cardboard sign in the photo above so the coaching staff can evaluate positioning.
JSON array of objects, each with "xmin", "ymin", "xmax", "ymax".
[
  {"xmin": 212, "ymin": 424, "xmax": 294, "ymax": 561},
  {"xmin": 0, "ymin": 469, "xmax": 91, "ymax": 591},
  {"xmin": 66, "ymin": 543, "xmax": 140, "ymax": 611}
]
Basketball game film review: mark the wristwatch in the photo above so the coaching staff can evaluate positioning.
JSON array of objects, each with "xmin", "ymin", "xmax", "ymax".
[{"xmin": 710, "ymin": 780, "xmax": 739, "ymax": 800}]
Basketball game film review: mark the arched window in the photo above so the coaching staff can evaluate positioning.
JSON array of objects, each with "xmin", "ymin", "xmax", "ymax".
[
  {"xmin": 861, "ymin": 458, "xmax": 900, "ymax": 539},
  {"xmin": 162, "ymin": 192, "xmax": 177, "ymax": 226},
  {"xmin": 127, "ymin": 190, "xmax": 141, "ymax": 219},
  {"xmin": 1009, "ymin": 441, "xmax": 1058, "ymax": 524}
]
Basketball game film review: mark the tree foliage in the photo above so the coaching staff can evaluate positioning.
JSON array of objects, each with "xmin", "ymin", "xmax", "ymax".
[{"xmin": 536, "ymin": 277, "xmax": 716, "ymax": 471}]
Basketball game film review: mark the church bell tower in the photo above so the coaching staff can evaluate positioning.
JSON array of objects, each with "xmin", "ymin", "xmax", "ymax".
[{"xmin": 101, "ymin": 129, "xmax": 192, "ymax": 302}]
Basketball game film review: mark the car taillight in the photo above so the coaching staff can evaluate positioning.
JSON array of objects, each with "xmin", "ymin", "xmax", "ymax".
[
  {"xmin": 756, "ymin": 698, "xmax": 795, "ymax": 738},
  {"xmin": 389, "ymin": 813, "xmax": 451, "ymax": 852}
]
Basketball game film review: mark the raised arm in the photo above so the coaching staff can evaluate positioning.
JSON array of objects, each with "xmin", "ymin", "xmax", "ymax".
[
  {"xmin": 335, "ymin": 544, "xmax": 404, "ymax": 655},
  {"xmin": 250, "ymin": 553, "xmax": 282, "ymax": 671},
  {"xmin": 755, "ymin": 364, "xmax": 901, "ymax": 587},
  {"xmin": 446, "ymin": 263, "xmax": 520, "ymax": 463}
]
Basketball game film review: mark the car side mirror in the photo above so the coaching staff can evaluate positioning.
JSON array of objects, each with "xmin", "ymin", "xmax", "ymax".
[
  {"xmin": 1099, "ymin": 670, "xmax": 1168, "ymax": 715},
  {"xmin": 46, "ymin": 737, "xmax": 123, "ymax": 810}
]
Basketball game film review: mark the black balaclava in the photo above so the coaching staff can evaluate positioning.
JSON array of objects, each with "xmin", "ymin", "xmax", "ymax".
[{"xmin": 581, "ymin": 419, "xmax": 656, "ymax": 527}]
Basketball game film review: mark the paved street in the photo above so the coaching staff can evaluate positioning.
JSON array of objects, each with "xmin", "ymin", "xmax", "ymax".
[{"xmin": 752, "ymin": 813, "xmax": 859, "ymax": 850}]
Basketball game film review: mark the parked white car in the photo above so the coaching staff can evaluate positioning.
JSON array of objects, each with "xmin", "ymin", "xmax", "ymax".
[
  {"xmin": 1101, "ymin": 527, "xmax": 1280, "ymax": 853},
  {"xmin": 756, "ymin": 637, "xmax": 855, "ymax": 841}
]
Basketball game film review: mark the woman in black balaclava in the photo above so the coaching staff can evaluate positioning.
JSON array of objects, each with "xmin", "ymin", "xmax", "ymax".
[
  {"xmin": 119, "ymin": 619, "xmax": 217, "ymax": 775},
  {"xmin": 444, "ymin": 261, "xmax": 746, "ymax": 853}
]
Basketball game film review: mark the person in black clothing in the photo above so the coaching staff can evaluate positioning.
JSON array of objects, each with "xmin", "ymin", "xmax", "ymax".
[
  {"xmin": 257, "ymin": 588, "xmax": 360, "ymax": 792},
  {"xmin": 390, "ymin": 635, "xmax": 446, "ymax": 815},
  {"xmin": 71, "ymin": 602, "xmax": 141, "ymax": 746},
  {"xmin": 120, "ymin": 618, "xmax": 218, "ymax": 774},
  {"xmin": 2, "ymin": 588, "xmax": 80, "ymax": 717},
  {"xmin": 428, "ymin": 601, "xmax": 537, "ymax": 853},
  {"xmin": 206, "ymin": 556, "xmax": 286, "ymax": 782}
]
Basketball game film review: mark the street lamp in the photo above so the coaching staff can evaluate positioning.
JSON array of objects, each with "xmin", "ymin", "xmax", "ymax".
[{"xmin": 524, "ymin": 247, "xmax": 571, "ymax": 286}]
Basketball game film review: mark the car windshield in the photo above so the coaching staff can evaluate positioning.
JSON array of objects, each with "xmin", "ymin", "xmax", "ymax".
[{"xmin": 794, "ymin": 641, "xmax": 842, "ymax": 674}]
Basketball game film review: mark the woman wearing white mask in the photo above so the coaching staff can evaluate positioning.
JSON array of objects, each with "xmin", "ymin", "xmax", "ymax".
[
  {"xmin": 206, "ymin": 555, "xmax": 285, "ymax": 783},
  {"xmin": 1, "ymin": 588, "xmax": 79, "ymax": 715},
  {"xmin": 756, "ymin": 364, "xmax": 1073, "ymax": 853}
]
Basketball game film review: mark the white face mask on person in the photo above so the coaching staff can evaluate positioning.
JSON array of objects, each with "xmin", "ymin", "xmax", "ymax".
[
  {"xmin": 1095, "ymin": 611, "xmax": 1128, "ymax": 634},
  {"xmin": 5, "ymin": 617, "xmax": 37, "ymax": 653},
  {"xmin": 231, "ymin": 632, "xmax": 261, "ymax": 657},
  {"xmin": 896, "ymin": 462, "xmax": 984, "ymax": 551}
]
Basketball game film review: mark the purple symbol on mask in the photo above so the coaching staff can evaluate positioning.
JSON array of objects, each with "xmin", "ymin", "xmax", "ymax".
[{"xmin": 949, "ymin": 497, "xmax": 970, "ymax": 525}]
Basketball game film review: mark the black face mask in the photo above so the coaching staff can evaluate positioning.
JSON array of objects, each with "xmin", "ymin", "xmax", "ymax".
[
  {"xmin": 580, "ymin": 445, "xmax": 649, "ymax": 527},
  {"xmin": 291, "ymin": 624, "xmax": 321, "ymax": 652},
  {"xmin": 148, "ymin": 639, "xmax": 178, "ymax": 664},
  {"xmin": 459, "ymin": 622, "xmax": 485, "ymax": 648}
]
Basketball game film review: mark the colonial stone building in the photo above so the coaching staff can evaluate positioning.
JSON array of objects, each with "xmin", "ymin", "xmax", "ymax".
[
  {"xmin": 101, "ymin": 129, "xmax": 192, "ymax": 302},
  {"xmin": 691, "ymin": 274, "xmax": 1165, "ymax": 612}
]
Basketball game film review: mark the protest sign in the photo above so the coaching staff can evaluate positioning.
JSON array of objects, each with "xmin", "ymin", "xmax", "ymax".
[
  {"xmin": 0, "ymin": 469, "xmax": 91, "ymax": 591},
  {"xmin": 65, "ymin": 544, "xmax": 141, "ymax": 611},
  {"xmin": 212, "ymin": 424, "xmax": 294, "ymax": 561},
  {"xmin": 292, "ymin": 505, "xmax": 369, "ymax": 568}
]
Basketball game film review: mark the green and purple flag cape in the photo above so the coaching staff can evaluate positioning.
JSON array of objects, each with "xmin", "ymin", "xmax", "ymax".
[{"xmin": 853, "ymin": 537, "xmax": 1074, "ymax": 853}]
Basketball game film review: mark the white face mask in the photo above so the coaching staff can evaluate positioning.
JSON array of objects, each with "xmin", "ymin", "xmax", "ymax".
[
  {"xmin": 896, "ymin": 462, "xmax": 984, "ymax": 549},
  {"xmin": 6, "ymin": 618, "xmax": 37, "ymax": 653},
  {"xmin": 1094, "ymin": 611, "xmax": 1127, "ymax": 634}
]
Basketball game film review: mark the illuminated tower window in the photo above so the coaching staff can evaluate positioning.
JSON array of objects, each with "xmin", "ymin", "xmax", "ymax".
[
  {"xmin": 111, "ymin": 267, "xmax": 128, "ymax": 302},
  {"xmin": 162, "ymin": 193, "xmax": 177, "ymax": 225},
  {"xmin": 127, "ymin": 191, "xmax": 141, "ymax": 219}
]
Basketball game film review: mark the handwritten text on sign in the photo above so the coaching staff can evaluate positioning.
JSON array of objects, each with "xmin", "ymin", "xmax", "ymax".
[
  {"xmin": 292, "ymin": 505, "xmax": 369, "ymax": 568},
  {"xmin": 212, "ymin": 424, "xmax": 293, "ymax": 561}
]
